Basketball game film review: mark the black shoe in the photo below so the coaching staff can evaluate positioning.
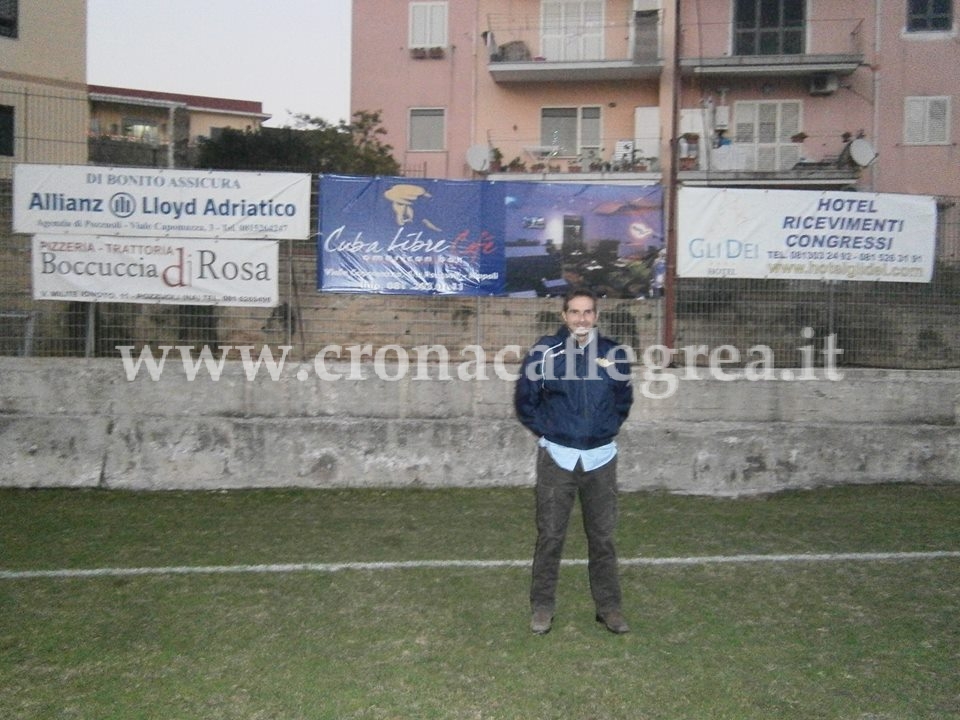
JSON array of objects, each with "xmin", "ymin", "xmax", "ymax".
[
  {"xmin": 595, "ymin": 609, "xmax": 630, "ymax": 634},
  {"xmin": 530, "ymin": 609, "xmax": 553, "ymax": 635}
]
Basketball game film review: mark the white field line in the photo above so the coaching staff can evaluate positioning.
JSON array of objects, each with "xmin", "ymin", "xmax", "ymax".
[{"xmin": 2, "ymin": 551, "xmax": 959, "ymax": 581}]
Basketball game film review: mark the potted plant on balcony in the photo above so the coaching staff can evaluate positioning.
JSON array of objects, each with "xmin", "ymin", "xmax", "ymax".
[
  {"xmin": 679, "ymin": 133, "xmax": 700, "ymax": 170},
  {"xmin": 567, "ymin": 157, "xmax": 582, "ymax": 173},
  {"xmin": 506, "ymin": 156, "xmax": 526, "ymax": 173},
  {"xmin": 429, "ymin": 46, "xmax": 445, "ymax": 59},
  {"xmin": 489, "ymin": 147, "xmax": 503, "ymax": 172},
  {"xmin": 791, "ymin": 131, "xmax": 808, "ymax": 143}
]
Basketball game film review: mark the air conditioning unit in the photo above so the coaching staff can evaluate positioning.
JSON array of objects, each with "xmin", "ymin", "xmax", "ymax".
[{"xmin": 809, "ymin": 73, "xmax": 839, "ymax": 96}]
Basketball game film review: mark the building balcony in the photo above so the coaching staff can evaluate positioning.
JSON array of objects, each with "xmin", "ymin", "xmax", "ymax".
[
  {"xmin": 680, "ymin": 17, "xmax": 865, "ymax": 78},
  {"xmin": 677, "ymin": 142, "xmax": 863, "ymax": 188},
  {"xmin": 485, "ymin": 10, "xmax": 662, "ymax": 83}
]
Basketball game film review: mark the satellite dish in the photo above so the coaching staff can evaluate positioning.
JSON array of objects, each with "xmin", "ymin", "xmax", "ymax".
[
  {"xmin": 848, "ymin": 138, "xmax": 877, "ymax": 167},
  {"xmin": 466, "ymin": 144, "xmax": 491, "ymax": 172}
]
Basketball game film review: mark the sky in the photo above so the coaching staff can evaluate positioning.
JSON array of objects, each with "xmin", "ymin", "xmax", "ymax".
[{"xmin": 86, "ymin": 0, "xmax": 352, "ymax": 128}]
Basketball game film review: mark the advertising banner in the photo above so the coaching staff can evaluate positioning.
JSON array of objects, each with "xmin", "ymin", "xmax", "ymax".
[
  {"xmin": 318, "ymin": 175, "xmax": 505, "ymax": 295},
  {"xmin": 32, "ymin": 235, "xmax": 278, "ymax": 306},
  {"xmin": 14, "ymin": 164, "xmax": 311, "ymax": 240},
  {"xmin": 500, "ymin": 182, "xmax": 663, "ymax": 298},
  {"xmin": 678, "ymin": 187, "xmax": 937, "ymax": 282},
  {"xmin": 318, "ymin": 176, "xmax": 664, "ymax": 297}
]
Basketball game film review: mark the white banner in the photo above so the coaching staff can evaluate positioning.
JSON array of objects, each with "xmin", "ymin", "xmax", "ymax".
[
  {"xmin": 14, "ymin": 164, "xmax": 311, "ymax": 240},
  {"xmin": 32, "ymin": 236, "xmax": 279, "ymax": 307},
  {"xmin": 677, "ymin": 187, "xmax": 937, "ymax": 282}
]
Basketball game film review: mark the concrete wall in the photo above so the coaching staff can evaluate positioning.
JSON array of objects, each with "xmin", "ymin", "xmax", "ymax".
[{"xmin": 1, "ymin": 357, "xmax": 958, "ymax": 495}]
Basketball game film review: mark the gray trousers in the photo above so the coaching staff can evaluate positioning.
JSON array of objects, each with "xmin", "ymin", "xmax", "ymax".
[{"xmin": 530, "ymin": 447, "xmax": 622, "ymax": 614}]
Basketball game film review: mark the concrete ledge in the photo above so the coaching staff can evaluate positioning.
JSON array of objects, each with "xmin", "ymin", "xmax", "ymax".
[{"xmin": 0, "ymin": 357, "xmax": 958, "ymax": 495}]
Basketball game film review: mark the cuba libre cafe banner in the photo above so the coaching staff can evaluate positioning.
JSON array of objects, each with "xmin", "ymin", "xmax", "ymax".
[
  {"xmin": 678, "ymin": 187, "xmax": 937, "ymax": 283},
  {"xmin": 318, "ymin": 175, "xmax": 506, "ymax": 295},
  {"xmin": 14, "ymin": 164, "xmax": 312, "ymax": 307},
  {"xmin": 318, "ymin": 175, "xmax": 664, "ymax": 297}
]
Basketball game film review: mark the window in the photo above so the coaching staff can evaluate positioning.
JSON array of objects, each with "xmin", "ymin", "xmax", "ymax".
[
  {"xmin": 122, "ymin": 119, "xmax": 160, "ymax": 143},
  {"xmin": 0, "ymin": 0, "xmax": 17, "ymax": 38},
  {"xmin": 733, "ymin": 100, "xmax": 802, "ymax": 171},
  {"xmin": 409, "ymin": 108, "xmax": 445, "ymax": 151},
  {"xmin": 904, "ymin": 96, "xmax": 950, "ymax": 144},
  {"xmin": 541, "ymin": 0, "xmax": 603, "ymax": 61},
  {"xmin": 409, "ymin": 2, "xmax": 447, "ymax": 48},
  {"xmin": 541, "ymin": 106, "xmax": 601, "ymax": 158},
  {"xmin": 734, "ymin": 0, "xmax": 804, "ymax": 55},
  {"xmin": 0, "ymin": 105, "xmax": 13, "ymax": 156},
  {"xmin": 907, "ymin": 0, "xmax": 952, "ymax": 32}
]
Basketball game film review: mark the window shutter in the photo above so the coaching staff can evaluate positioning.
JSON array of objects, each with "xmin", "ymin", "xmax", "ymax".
[
  {"xmin": 582, "ymin": 0, "xmax": 604, "ymax": 60},
  {"xmin": 541, "ymin": 0, "xmax": 602, "ymax": 60},
  {"xmin": 633, "ymin": 106, "xmax": 660, "ymax": 160},
  {"xmin": 734, "ymin": 102, "xmax": 756, "ymax": 144},
  {"xmin": 779, "ymin": 101, "xmax": 801, "ymax": 141},
  {"xmin": 928, "ymin": 97, "xmax": 949, "ymax": 143},
  {"xmin": 410, "ymin": 108, "xmax": 445, "ymax": 151},
  {"xmin": 410, "ymin": 4, "xmax": 428, "ymax": 47},
  {"xmin": 779, "ymin": 144, "xmax": 802, "ymax": 170},
  {"xmin": 904, "ymin": 98, "xmax": 928, "ymax": 144},
  {"xmin": 905, "ymin": 96, "xmax": 950, "ymax": 144},
  {"xmin": 756, "ymin": 146, "xmax": 778, "ymax": 171},
  {"xmin": 733, "ymin": 100, "xmax": 802, "ymax": 170},
  {"xmin": 757, "ymin": 102, "xmax": 778, "ymax": 143},
  {"xmin": 541, "ymin": 1, "xmax": 563, "ymax": 59},
  {"xmin": 410, "ymin": 2, "xmax": 446, "ymax": 48}
]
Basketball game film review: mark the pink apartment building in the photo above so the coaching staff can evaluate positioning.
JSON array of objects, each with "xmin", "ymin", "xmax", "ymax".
[{"xmin": 351, "ymin": 0, "xmax": 959, "ymax": 198}]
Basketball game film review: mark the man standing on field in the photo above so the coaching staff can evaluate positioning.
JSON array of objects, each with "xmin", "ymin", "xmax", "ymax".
[{"xmin": 515, "ymin": 287, "xmax": 634, "ymax": 635}]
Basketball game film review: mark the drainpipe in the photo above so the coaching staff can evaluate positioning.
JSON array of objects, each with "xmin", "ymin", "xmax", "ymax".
[
  {"xmin": 168, "ymin": 104, "xmax": 176, "ymax": 168},
  {"xmin": 870, "ymin": 0, "xmax": 882, "ymax": 192}
]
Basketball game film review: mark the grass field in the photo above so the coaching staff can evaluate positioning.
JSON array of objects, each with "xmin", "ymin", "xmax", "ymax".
[{"xmin": 2, "ymin": 484, "xmax": 959, "ymax": 719}]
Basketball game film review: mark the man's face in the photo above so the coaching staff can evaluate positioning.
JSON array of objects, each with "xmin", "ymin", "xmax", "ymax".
[
  {"xmin": 562, "ymin": 295, "xmax": 598, "ymax": 339},
  {"xmin": 391, "ymin": 201, "xmax": 415, "ymax": 226}
]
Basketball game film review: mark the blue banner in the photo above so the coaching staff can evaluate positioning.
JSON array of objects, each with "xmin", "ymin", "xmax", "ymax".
[
  {"xmin": 319, "ymin": 176, "xmax": 505, "ymax": 295},
  {"xmin": 318, "ymin": 176, "xmax": 663, "ymax": 298}
]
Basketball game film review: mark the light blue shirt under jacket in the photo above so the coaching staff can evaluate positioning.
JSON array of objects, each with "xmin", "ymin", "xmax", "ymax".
[{"xmin": 538, "ymin": 436, "xmax": 618, "ymax": 472}]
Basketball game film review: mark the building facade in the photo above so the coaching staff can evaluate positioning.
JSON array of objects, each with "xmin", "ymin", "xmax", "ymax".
[
  {"xmin": 88, "ymin": 85, "xmax": 270, "ymax": 168},
  {"xmin": 351, "ymin": 0, "xmax": 959, "ymax": 197},
  {"xmin": 0, "ymin": 1, "xmax": 268, "ymax": 175},
  {"xmin": 0, "ymin": 0, "xmax": 89, "ymax": 178}
]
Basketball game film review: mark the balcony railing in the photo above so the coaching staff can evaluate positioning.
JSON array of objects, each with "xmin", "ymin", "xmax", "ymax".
[
  {"xmin": 485, "ymin": 10, "xmax": 662, "ymax": 82},
  {"xmin": 486, "ymin": 134, "xmax": 664, "ymax": 176},
  {"xmin": 680, "ymin": 17, "xmax": 865, "ymax": 76},
  {"xmin": 483, "ymin": 130, "xmax": 860, "ymax": 186}
]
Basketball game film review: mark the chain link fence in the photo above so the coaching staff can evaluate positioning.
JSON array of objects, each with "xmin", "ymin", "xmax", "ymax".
[
  {"xmin": 1, "ymin": 90, "xmax": 958, "ymax": 368},
  {"xmin": 3, "ymin": 181, "xmax": 959, "ymax": 369}
]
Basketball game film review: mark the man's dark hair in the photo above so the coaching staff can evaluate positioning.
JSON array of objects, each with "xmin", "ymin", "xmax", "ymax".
[{"xmin": 562, "ymin": 287, "xmax": 598, "ymax": 312}]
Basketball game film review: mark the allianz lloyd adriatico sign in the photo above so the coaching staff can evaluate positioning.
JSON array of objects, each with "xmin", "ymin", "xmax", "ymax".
[
  {"xmin": 13, "ymin": 164, "xmax": 311, "ymax": 240},
  {"xmin": 15, "ymin": 164, "xmax": 310, "ymax": 307}
]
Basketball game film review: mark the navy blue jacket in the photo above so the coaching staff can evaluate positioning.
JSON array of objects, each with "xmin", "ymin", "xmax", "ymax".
[{"xmin": 515, "ymin": 327, "xmax": 634, "ymax": 450}]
